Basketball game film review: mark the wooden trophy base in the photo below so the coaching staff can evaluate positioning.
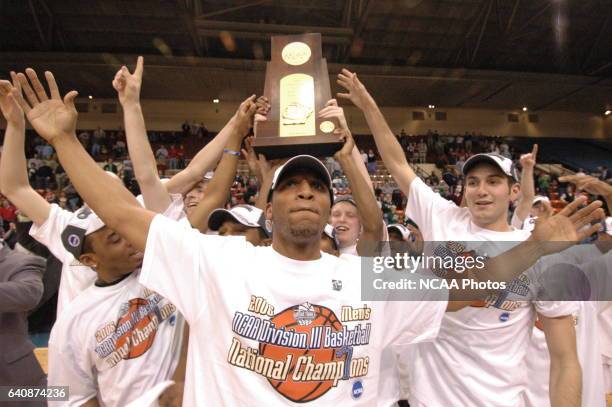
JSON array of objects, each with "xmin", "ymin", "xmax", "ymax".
[{"xmin": 252, "ymin": 132, "xmax": 342, "ymax": 160}]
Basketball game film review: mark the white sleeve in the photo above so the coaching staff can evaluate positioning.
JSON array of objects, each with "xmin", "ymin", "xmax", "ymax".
[
  {"xmin": 534, "ymin": 301, "xmax": 579, "ymax": 318},
  {"xmin": 510, "ymin": 211, "xmax": 524, "ymax": 230},
  {"xmin": 29, "ymin": 204, "xmax": 74, "ymax": 263},
  {"xmin": 139, "ymin": 214, "xmax": 251, "ymax": 324},
  {"xmin": 405, "ymin": 177, "xmax": 461, "ymax": 238},
  {"xmin": 48, "ymin": 319, "xmax": 96, "ymax": 406},
  {"xmin": 381, "ymin": 293, "xmax": 447, "ymax": 347},
  {"xmin": 161, "ymin": 194, "xmax": 186, "ymax": 221}
]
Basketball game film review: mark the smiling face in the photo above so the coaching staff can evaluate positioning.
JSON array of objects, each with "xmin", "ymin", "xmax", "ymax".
[
  {"xmin": 464, "ymin": 163, "xmax": 519, "ymax": 230},
  {"xmin": 266, "ymin": 169, "xmax": 330, "ymax": 246},
  {"xmin": 184, "ymin": 179, "xmax": 209, "ymax": 215},
  {"xmin": 330, "ymin": 201, "xmax": 361, "ymax": 248}
]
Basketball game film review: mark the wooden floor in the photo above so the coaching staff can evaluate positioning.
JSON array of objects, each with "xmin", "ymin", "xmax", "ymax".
[{"xmin": 34, "ymin": 347, "xmax": 48, "ymax": 374}]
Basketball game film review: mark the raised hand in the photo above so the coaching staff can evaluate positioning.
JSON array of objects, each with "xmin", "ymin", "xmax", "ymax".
[
  {"xmin": 520, "ymin": 144, "xmax": 538, "ymax": 169},
  {"xmin": 559, "ymin": 174, "xmax": 612, "ymax": 198},
  {"xmin": 254, "ymin": 96, "xmax": 270, "ymax": 124},
  {"xmin": 112, "ymin": 56, "xmax": 144, "ymax": 106},
  {"xmin": 318, "ymin": 99, "xmax": 348, "ymax": 130},
  {"xmin": 233, "ymin": 95, "xmax": 257, "ymax": 138},
  {"xmin": 530, "ymin": 196, "xmax": 604, "ymax": 254},
  {"xmin": 336, "ymin": 68, "xmax": 373, "ymax": 110},
  {"xmin": 241, "ymin": 138, "xmax": 275, "ymax": 182},
  {"xmin": 0, "ymin": 73, "xmax": 23, "ymax": 124},
  {"xmin": 333, "ymin": 127, "xmax": 355, "ymax": 162},
  {"xmin": 14, "ymin": 68, "xmax": 78, "ymax": 144}
]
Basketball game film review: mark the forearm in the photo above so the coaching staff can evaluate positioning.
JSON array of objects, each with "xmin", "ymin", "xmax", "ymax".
[
  {"xmin": 122, "ymin": 103, "xmax": 171, "ymax": 212},
  {"xmin": 549, "ymin": 359, "xmax": 581, "ymax": 407},
  {"xmin": 0, "ymin": 120, "xmax": 50, "ymax": 224},
  {"xmin": 337, "ymin": 154, "xmax": 383, "ymax": 242},
  {"xmin": 52, "ymin": 135, "xmax": 148, "ymax": 245},
  {"xmin": 188, "ymin": 134, "xmax": 242, "ymax": 232},
  {"xmin": 166, "ymin": 117, "xmax": 236, "ymax": 195},
  {"xmin": 360, "ymin": 98, "xmax": 416, "ymax": 191},
  {"xmin": 255, "ymin": 176, "xmax": 273, "ymax": 211},
  {"xmin": 515, "ymin": 167, "xmax": 535, "ymax": 222},
  {"xmin": 450, "ymin": 239, "xmax": 546, "ymax": 301}
]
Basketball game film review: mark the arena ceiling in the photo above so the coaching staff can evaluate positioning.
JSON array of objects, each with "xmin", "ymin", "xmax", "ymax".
[{"xmin": 0, "ymin": 0, "xmax": 611, "ymax": 113}]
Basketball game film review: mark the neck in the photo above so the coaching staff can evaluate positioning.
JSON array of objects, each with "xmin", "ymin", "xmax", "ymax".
[
  {"xmin": 473, "ymin": 216, "xmax": 512, "ymax": 232},
  {"xmin": 96, "ymin": 267, "xmax": 132, "ymax": 285},
  {"xmin": 272, "ymin": 238, "xmax": 321, "ymax": 261}
]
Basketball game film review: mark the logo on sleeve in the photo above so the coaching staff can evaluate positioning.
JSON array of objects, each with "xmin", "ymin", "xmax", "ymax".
[{"xmin": 351, "ymin": 380, "xmax": 364, "ymax": 399}]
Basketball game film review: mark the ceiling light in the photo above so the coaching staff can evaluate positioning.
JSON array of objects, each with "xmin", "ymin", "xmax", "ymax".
[
  {"xmin": 522, "ymin": 106, "xmax": 528, "ymax": 112},
  {"xmin": 213, "ymin": 99, "xmax": 220, "ymax": 104}
]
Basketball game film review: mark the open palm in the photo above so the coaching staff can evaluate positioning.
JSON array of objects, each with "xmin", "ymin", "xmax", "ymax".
[
  {"xmin": 0, "ymin": 77, "xmax": 23, "ymax": 124},
  {"xmin": 531, "ymin": 196, "xmax": 604, "ymax": 254},
  {"xmin": 15, "ymin": 68, "xmax": 78, "ymax": 144}
]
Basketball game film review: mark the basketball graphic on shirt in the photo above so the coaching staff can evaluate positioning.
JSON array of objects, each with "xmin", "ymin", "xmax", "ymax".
[
  {"xmin": 114, "ymin": 298, "xmax": 158, "ymax": 359},
  {"xmin": 259, "ymin": 303, "xmax": 343, "ymax": 402}
]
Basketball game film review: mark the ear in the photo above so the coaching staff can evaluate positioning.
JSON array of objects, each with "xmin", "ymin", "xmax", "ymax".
[
  {"xmin": 79, "ymin": 252, "xmax": 99, "ymax": 269},
  {"xmin": 510, "ymin": 183, "xmax": 521, "ymax": 202},
  {"xmin": 265, "ymin": 202, "xmax": 273, "ymax": 221}
]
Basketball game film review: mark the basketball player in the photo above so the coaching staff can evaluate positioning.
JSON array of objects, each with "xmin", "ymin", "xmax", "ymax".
[
  {"xmin": 336, "ymin": 68, "xmax": 589, "ymax": 407},
  {"xmin": 0, "ymin": 76, "xmax": 142, "ymax": 316},
  {"xmin": 17, "ymin": 67, "xmax": 601, "ymax": 407},
  {"xmin": 319, "ymin": 99, "xmax": 383, "ymax": 256}
]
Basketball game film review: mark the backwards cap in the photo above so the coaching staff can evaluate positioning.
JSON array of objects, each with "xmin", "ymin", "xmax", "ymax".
[{"xmin": 60, "ymin": 206, "xmax": 106, "ymax": 258}]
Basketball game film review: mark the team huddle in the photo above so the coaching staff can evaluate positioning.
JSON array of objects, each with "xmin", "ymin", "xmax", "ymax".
[{"xmin": 0, "ymin": 57, "xmax": 610, "ymax": 407}]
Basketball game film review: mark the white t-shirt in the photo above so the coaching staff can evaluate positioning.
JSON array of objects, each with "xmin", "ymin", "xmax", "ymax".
[
  {"xmin": 29, "ymin": 204, "xmax": 98, "ymax": 316},
  {"xmin": 48, "ymin": 271, "xmax": 184, "ymax": 406},
  {"xmin": 523, "ymin": 245, "xmax": 607, "ymax": 407},
  {"xmin": 139, "ymin": 214, "xmax": 448, "ymax": 407},
  {"xmin": 404, "ymin": 177, "xmax": 576, "ymax": 407},
  {"xmin": 30, "ymin": 197, "xmax": 186, "ymax": 317}
]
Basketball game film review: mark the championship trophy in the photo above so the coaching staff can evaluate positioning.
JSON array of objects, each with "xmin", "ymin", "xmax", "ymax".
[{"xmin": 253, "ymin": 33, "xmax": 342, "ymax": 159}]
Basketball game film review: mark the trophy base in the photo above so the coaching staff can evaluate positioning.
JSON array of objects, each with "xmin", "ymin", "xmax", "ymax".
[{"xmin": 252, "ymin": 136, "xmax": 343, "ymax": 160}]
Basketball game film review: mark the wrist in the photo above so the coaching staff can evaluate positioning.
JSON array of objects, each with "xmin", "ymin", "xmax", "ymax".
[
  {"xmin": 7, "ymin": 117, "xmax": 25, "ymax": 128},
  {"xmin": 51, "ymin": 132, "xmax": 79, "ymax": 148},
  {"xmin": 122, "ymin": 102, "xmax": 142, "ymax": 112}
]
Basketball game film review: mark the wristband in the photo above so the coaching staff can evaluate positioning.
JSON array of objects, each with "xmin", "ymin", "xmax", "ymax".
[{"xmin": 223, "ymin": 148, "xmax": 241, "ymax": 157}]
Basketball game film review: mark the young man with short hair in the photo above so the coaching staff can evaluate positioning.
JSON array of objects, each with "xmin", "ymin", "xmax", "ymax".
[
  {"xmin": 1, "ymin": 75, "xmax": 184, "ymax": 407},
  {"xmin": 337, "ymin": 69, "xmax": 588, "ymax": 407}
]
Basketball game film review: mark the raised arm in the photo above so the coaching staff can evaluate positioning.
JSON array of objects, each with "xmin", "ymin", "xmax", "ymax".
[
  {"xmin": 188, "ymin": 96, "xmax": 256, "ymax": 232},
  {"xmin": 0, "ymin": 75, "xmax": 50, "ymax": 225},
  {"xmin": 15, "ymin": 68, "xmax": 154, "ymax": 251},
  {"xmin": 514, "ymin": 144, "xmax": 538, "ymax": 224},
  {"xmin": 559, "ymin": 174, "xmax": 612, "ymax": 210},
  {"xmin": 113, "ymin": 56, "xmax": 171, "ymax": 213},
  {"xmin": 334, "ymin": 128, "xmax": 383, "ymax": 254},
  {"xmin": 242, "ymin": 140, "xmax": 275, "ymax": 211},
  {"xmin": 318, "ymin": 98, "xmax": 372, "ymax": 189},
  {"xmin": 447, "ymin": 196, "xmax": 604, "ymax": 310},
  {"xmin": 336, "ymin": 69, "xmax": 417, "ymax": 195}
]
